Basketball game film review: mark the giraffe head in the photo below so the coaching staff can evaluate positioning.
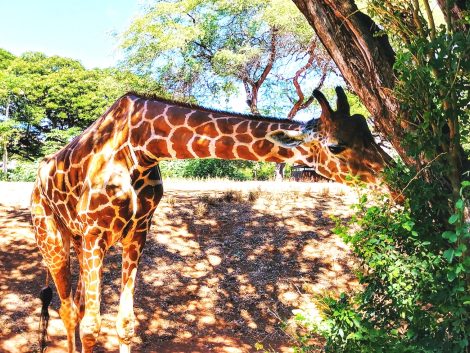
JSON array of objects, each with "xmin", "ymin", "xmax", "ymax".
[{"xmin": 269, "ymin": 87, "xmax": 393, "ymax": 186}]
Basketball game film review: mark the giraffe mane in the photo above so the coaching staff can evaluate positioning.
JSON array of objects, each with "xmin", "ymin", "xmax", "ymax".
[{"xmin": 124, "ymin": 91, "xmax": 304, "ymax": 125}]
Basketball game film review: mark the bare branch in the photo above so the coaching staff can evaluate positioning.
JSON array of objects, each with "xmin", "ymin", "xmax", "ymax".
[
  {"xmin": 186, "ymin": 13, "xmax": 196, "ymax": 24},
  {"xmin": 192, "ymin": 41, "xmax": 214, "ymax": 58},
  {"xmin": 287, "ymin": 40, "xmax": 325, "ymax": 119},
  {"xmin": 254, "ymin": 28, "xmax": 278, "ymax": 89}
]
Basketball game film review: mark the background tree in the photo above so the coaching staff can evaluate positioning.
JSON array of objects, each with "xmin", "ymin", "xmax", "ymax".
[
  {"xmin": 0, "ymin": 117, "xmax": 20, "ymax": 179},
  {"xmin": 121, "ymin": 0, "xmax": 335, "ymax": 115},
  {"xmin": 0, "ymin": 49, "xmax": 165, "ymax": 179},
  {"xmin": 0, "ymin": 51, "xmax": 162, "ymax": 160}
]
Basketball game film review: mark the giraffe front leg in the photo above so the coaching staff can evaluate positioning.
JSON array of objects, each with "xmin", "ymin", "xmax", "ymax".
[
  {"xmin": 116, "ymin": 231, "xmax": 146, "ymax": 353},
  {"xmin": 79, "ymin": 234, "xmax": 107, "ymax": 353}
]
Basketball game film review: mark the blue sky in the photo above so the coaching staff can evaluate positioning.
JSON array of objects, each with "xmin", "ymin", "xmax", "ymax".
[
  {"xmin": 0, "ymin": 1, "xmax": 325, "ymax": 117},
  {"xmin": 0, "ymin": 0, "xmax": 142, "ymax": 68},
  {"xmin": 0, "ymin": 0, "xmax": 262, "ymax": 113}
]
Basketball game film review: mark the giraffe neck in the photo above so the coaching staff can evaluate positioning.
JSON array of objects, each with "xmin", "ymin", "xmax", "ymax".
[{"xmin": 126, "ymin": 95, "xmax": 314, "ymax": 166}]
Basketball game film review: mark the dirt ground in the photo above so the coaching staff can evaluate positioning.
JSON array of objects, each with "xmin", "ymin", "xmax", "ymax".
[{"xmin": 0, "ymin": 180, "xmax": 360, "ymax": 353}]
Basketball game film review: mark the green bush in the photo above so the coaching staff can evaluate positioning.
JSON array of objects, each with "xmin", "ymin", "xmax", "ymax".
[
  {"xmin": 1, "ymin": 161, "xmax": 39, "ymax": 181},
  {"xmin": 298, "ymin": 182, "xmax": 469, "ymax": 353},
  {"xmin": 159, "ymin": 159, "xmax": 276, "ymax": 180}
]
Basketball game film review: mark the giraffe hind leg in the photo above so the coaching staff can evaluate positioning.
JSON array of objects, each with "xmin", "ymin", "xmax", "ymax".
[
  {"xmin": 72, "ymin": 237, "xmax": 86, "ymax": 321},
  {"xmin": 32, "ymin": 191, "xmax": 79, "ymax": 353}
]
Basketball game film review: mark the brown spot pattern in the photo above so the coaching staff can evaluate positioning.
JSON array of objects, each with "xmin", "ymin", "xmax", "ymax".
[
  {"xmin": 252, "ymin": 140, "xmax": 274, "ymax": 157},
  {"xmin": 195, "ymin": 122, "xmax": 219, "ymax": 138},
  {"xmin": 215, "ymin": 136, "xmax": 236, "ymax": 159},
  {"xmin": 192, "ymin": 138, "xmax": 211, "ymax": 158}
]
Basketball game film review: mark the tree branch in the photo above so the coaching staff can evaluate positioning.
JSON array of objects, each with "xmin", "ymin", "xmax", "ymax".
[
  {"xmin": 254, "ymin": 28, "xmax": 278, "ymax": 90},
  {"xmin": 422, "ymin": 0, "xmax": 436, "ymax": 39},
  {"xmin": 287, "ymin": 41, "xmax": 317, "ymax": 119},
  {"xmin": 192, "ymin": 41, "xmax": 214, "ymax": 58},
  {"xmin": 411, "ymin": 0, "xmax": 426, "ymax": 39}
]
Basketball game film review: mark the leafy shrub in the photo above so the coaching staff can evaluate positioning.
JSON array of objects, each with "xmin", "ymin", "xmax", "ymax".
[
  {"xmin": 1, "ymin": 160, "xmax": 39, "ymax": 181},
  {"xmin": 295, "ymin": 181, "xmax": 469, "ymax": 353},
  {"xmin": 182, "ymin": 159, "xmax": 250, "ymax": 180},
  {"xmin": 160, "ymin": 159, "xmax": 276, "ymax": 180}
]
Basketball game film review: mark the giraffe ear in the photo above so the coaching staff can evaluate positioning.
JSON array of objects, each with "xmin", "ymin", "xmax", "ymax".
[
  {"xmin": 313, "ymin": 89, "xmax": 333, "ymax": 121},
  {"xmin": 335, "ymin": 86, "xmax": 350, "ymax": 116},
  {"xmin": 267, "ymin": 130, "xmax": 305, "ymax": 148}
]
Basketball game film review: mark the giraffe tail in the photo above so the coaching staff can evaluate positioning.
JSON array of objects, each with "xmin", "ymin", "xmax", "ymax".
[{"xmin": 38, "ymin": 273, "xmax": 53, "ymax": 352}]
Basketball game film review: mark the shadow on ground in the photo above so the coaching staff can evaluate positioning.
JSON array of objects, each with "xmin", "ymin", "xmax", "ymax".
[{"xmin": 0, "ymin": 185, "xmax": 358, "ymax": 353}]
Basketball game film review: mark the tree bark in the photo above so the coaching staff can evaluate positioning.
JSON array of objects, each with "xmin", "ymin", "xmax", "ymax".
[
  {"xmin": 437, "ymin": 0, "xmax": 468, "ymax": 31},
  {"xmin": 291, "ymin": 0, "xmax": 413, "ymax": 163},
  {"xmin": 2, "ymin": 101, "xmax": 10, "ymax": 179},
  {"xmin": 275, "ymin": 163, "xmax": 285, "ymax": 181}
]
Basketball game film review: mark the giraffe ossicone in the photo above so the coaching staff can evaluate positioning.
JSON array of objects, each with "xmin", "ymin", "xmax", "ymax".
[{"xmin": 31, "ymin": 87, "xmax": 392, "ymax": 353}]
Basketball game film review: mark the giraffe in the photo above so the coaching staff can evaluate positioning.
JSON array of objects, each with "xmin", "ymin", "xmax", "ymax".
[{"xmin": 31, "ymin": 87, "xmax": 392, "ymax": 353}]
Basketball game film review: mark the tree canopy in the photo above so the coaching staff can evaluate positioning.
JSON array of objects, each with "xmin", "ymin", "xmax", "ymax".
[
  {"xmin": 121, "ymin": 0, "xmax": 334, "ymax": 116},
  {"xmin": 0, "ymin": 50, "xmax": 165, "ymax": 161}
]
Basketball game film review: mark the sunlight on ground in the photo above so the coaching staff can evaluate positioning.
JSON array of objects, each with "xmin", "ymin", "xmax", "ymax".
[{"xmin": 0, "ymin": 180, "xmax": 360, "ymax": 352}]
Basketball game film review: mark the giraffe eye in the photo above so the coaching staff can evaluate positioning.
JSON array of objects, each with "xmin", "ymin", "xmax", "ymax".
[{"xmin": 328, "ymin": 144, "xmax": 347, "ymax": 154}]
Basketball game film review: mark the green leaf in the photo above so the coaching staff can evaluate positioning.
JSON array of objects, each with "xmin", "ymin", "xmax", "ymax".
[
  {"xmin": 442, "ymin": 230, "xmax": 457, "ymax": 243},
  {"xmin": 455, "ymin": 244, "xmax": 467, "ymax": 257},
  {"xmin": 402, "ymin": 221, "xmax": 414, "ymax": 231},
  {"xmin": 443, "ymin": 249, "xmax": 454, "ymax": 262},
  {"xmin": 449, "ymin": 214, "xmax": 459, "ymax": 224},
  {"xmin": 455, "ymin": 199, "xmax": 464, "ymax": 210},
  {"xmin": 447, "ymin": 269, "xmax": 457, "ymax": 281}
]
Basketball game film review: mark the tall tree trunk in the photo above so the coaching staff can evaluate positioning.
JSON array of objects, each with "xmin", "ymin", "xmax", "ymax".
[
  {"xmin": 291, "ymin": 0, "xmax": 413, "ymax": 163},
  {"xmin": 275, "ymin": 163, "xmax": 285, "ymax": 181},
  {"xmin": 2, "ymin": 101, "xmax": 10, "ymax": 180},
  {"xmin": 2, "ymin": 142, "xmax": 7, "ymax": 179}
]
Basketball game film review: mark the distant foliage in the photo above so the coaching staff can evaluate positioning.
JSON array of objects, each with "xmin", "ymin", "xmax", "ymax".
[
  {"xmin": 1, "ymin": 160, "xmax": 39, "ymax": 182},
  {"xmin": 160, "ymin": 159, "xmax": 276, "ymax": 180}
]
